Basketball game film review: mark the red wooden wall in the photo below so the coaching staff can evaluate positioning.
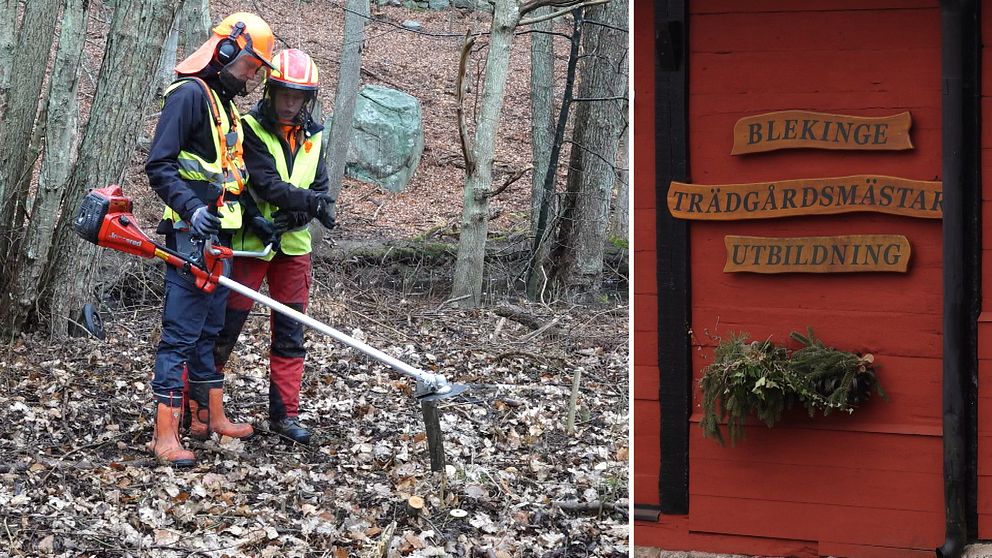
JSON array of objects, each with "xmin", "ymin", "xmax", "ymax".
[
  {"xmin": 632, "ymin": 0, "xmax": 660, "ymax": 510},
  {"xmin": 634, "ymin": 1, "xmax": 959, "ymax": 555},
  {"xmin": 980, "ymin": 0, "xmax": 992, "ymax": 538}
]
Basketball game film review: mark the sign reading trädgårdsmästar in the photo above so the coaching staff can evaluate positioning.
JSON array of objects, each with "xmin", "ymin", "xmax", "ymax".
[{"xmin": 667, "ymin": 175, "xmax": 942, "ymax": 221}]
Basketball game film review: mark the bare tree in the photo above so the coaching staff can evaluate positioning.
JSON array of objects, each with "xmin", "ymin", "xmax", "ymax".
[
  {"xmin": 451, "ymin": 0, "xmax": 606, "ymax": 307},
  {"xmin": 529, "ymin": 10, "xmax": 555, "ymax": 238},
  {"xmin": 549, "ymin": 0, "xmax": 627, "ymax": 295},
  {"xmin": 1, "ymin": 0, "xmax": 88, "ymax": 335},
  {"xmin": 0, "ymin": 0, "xmax": 62, "ymax": 260},
  {"xmin": 0, "ymin": 0, "xmax": 18, "ymax": 119},
  {"xmin": 38, "ymin": 0, "xmax": 181, "ymax": 337},
  {"xmin": 325, "ymin": 0, "xmax": 368, "ymax": 202}
]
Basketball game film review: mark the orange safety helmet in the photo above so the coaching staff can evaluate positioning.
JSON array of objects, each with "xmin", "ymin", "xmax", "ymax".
[
  {"xmin": 175, "ymin": 12, "xmax": 275, "ymax": 76},
  {"xmin": 269, "ymin": 49, "xmax": 320, "ymax": 91}
]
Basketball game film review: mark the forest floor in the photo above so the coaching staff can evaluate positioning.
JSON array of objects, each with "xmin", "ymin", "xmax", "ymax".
[{"xmin": 0, "ymin": 1, "xmax": 629, "ymax": 557}]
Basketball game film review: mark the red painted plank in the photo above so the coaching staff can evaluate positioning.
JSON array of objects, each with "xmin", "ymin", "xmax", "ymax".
[
  {"xmin": 819, "ymin": 541, "xmax": 934, "ymax": 558},
  {"xmin": 689, "ymin": 494, "xmax": 942, "ymax": 549},
  {"xmin": 690, "ymin": 427, "xmax": 942, "ymax": 474},
  {"xmin": 690, "ymin": 0, "xmax": 935, "ymax": 14},
  {"xmin": 690, "ymin": 306, "xmax": 941, "ymax": 359},
  {"xmin": 633, "ymin": 328, "xmax": 658, "ymax": 366},
  {"xmin": 692, "ymin": 9, "xmax": 938, "ymax": 53},
  {"xmin": 633, "ymin": 250, "xmax": 658, "ymax": 296},
  {"xmin": 632, "ymin": 0, "xmax": 654, "ymax": 211},
  {"xmin": 981, "ymin": 512, "xmax": 992, "ymax": 541},
  {"xmin": 690, "ymin": 52, "xmax": 940, "ymax": 96},
  {"xmin": 638, "ymin": 519, "xmax": 819, "ymax": 557},
  {"xmin": 633, "ymin": 208, "xmax": 656, "ymax": 252},
  {"xmin": 634, "ymin": 364, "xmax": 659, "ymax": 400},
  {"xmin": 692, "ymin": 457, "xmax": 942, "ymax": 512},
  {"xmin": 633, "ymin": 294, "xmax": 657, "ymax": 333}
]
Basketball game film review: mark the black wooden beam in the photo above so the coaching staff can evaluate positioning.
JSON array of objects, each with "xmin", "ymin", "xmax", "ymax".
[{"xmin": 655, "ymin": 0, "xmax": 690, "ymax": 515}]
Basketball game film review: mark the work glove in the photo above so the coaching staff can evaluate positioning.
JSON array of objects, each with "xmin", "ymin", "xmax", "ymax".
[
  {"xmin": 272, "ymin": 209, "xmax": 311, "ymax": 232},
  {"xmin": 189, "ymin": 205, "xmax": 221, "ymax": 238},
  {"xmin": 249, "ymin": 215, "xmax": 281, "ymax": 252},
  {"xmin": 315, "ymin": 195, "xmax": 336, "ymax": 231}
]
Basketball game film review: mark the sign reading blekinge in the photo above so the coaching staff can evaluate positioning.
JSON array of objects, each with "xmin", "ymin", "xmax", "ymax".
[
  {"xmin": 723, "ymin": 235, "xmax": 911, "ymax": 273},
  {"xmin": 667, "ymin": 175, "xmax": 942, "ymax": 220},
  {"xmin": 731, "ymin": 110, "xmax": 913, "ymax": 155}
]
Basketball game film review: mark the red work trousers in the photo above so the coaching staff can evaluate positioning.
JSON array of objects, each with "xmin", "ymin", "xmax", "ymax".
[{"xmin": 214, "ymin": 253, "xmax": 312, "ymax": 419}]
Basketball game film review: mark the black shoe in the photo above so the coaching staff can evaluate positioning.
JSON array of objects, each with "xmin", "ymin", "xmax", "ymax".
[{"xmin": 270, "ymin": 417, "xmax": 311, "ymax": 445}]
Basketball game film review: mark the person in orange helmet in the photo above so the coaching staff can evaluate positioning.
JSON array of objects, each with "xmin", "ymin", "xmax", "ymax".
[
  {"xmin": 144, "ymin": 13, "xmax": 276, "ymax": 467},
  {"xmin": 214, "ymin": 49, "xmax": 336, "ymax": 445}
]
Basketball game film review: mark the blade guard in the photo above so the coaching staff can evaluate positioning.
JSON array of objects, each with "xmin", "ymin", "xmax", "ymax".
[{"xmin": 189, "ymin": 244, "xmax": 232, "ymax": 293}]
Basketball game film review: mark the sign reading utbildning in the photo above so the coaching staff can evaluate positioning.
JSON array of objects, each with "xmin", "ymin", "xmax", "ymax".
[
  {"xmin": 668, "ymin": 175, "xmax": 942, "ymax": 221},
  {"xmin": 724, "ymin": 235, "xmax": 911, "ymax": 273}
]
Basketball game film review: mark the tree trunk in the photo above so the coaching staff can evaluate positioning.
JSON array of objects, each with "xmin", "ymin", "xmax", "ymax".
[
  {"xmin": 2, "ymin": 0, "xmax": 88, "ymax": 335},
  {"xmin": 177, "ymin": 0, "xmax": 210, "ymax": 56},
  {"xmin": 156, "ymin": 10, "xmax": 180, "ymax": 94},
  {"xmin": 526, "ymin": 10, "xmax": 582, "ymax": 301},
  {"xmin": 314, "ymin": 0, "xmax": 368, "ymax": 261},
  {"xmin": 450, "ymin": 0, "xmax": 520, "ymax": 307},
  {"xmin": 609, "ymin": 128, "xmax": 629, "ymax": 241},
  {"xmin": 41, "ymin": 0, "xmax": 180, "ymax": 338},
  {"xmin": 529, "ymin": 10, "xmax": 555, "ymax": 238},
  {"xmin": 550, "ymin": 0, "xmax": 627, "ymax": 295},
  {"xmin": 0, "ymin": 0, "xmax": 61, "ymax": 258},
  {"xmin": 0, "ymin": 0, "xmax": 18, "ymax": 120},
  {"xmin": 326, "ymin": 0, "xmax": 367, "ymax": 201}
]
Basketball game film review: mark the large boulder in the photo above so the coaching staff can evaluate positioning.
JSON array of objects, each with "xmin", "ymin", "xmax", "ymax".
[{"xmin": 340, "ymin": 86, "xmax": 424, "ymax": 193}]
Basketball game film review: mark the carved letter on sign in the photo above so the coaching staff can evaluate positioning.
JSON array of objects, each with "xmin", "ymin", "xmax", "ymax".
[
  {"xmin": 732, "ymin": 110, "xmax": 913, "ymax": 155},
  {"xmin": 724, "ymin": 235, "xmax": 911, "ymax": 273},
  {"xmin": 667, "ymin": 175, "xmax": 942, "ymax": 220}
]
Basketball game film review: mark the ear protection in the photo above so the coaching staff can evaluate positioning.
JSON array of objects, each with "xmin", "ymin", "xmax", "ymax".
[{"xmin": 215, "ymin": 22, "xmax": 246, "ymax": 66}]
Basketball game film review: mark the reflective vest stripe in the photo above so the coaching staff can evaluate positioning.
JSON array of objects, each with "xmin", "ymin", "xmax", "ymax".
[
  {"xmin": 160, "ymin": 78, "xmax": 246, "ymax": 230},
  {"xmin": 234, "ymin": 114, "xmax": 322, "ymax": 259}
]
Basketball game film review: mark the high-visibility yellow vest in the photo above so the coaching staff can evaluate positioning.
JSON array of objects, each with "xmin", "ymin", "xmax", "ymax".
[
  {"xmin": 233, "ymin": 114, "xmax": 322, "ymax": 260},
  {"xmin": 161, "ymin": 78, "xmax": 246, "ymax": 230}
]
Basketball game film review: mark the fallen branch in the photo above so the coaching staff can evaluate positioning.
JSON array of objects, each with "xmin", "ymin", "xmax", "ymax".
[{"xmin": 553, "ymin": 498, "xmax": 628, "ymax": 517}]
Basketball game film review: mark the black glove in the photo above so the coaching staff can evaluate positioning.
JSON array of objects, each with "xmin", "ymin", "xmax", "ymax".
[
  {"xmin": 189, "ymin": 205, "xmax": 221, "ymax": 238},
  {"xmin": 315, "ymin": 195, "xmax": 336, "ymax": 231},
  {"xmin": 272, "ymin": 209, "xmax": 311, "ymax": 232},
  {"xmin": 249, "ymin": 215, "xmax": 280, "ymax": 252}
]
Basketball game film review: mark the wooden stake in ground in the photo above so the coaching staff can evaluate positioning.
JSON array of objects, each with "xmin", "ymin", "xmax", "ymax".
[
  {"xmin": 421, "ymin": 399, "xmax": 446, "ymax": 472},
  {"xmin": 566, "ymin": 368, "xmax": 583, "ymax": 434}
]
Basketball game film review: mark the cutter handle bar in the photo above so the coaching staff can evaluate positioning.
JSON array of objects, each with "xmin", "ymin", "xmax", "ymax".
[{"xmin": 216, "ymin": 275, "xmax": 448, "ymax": 391}]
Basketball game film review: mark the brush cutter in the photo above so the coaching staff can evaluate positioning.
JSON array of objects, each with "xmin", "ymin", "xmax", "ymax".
[{"xmin": 73, "ymin": 185, "xmax": 467, "ymax": 401}]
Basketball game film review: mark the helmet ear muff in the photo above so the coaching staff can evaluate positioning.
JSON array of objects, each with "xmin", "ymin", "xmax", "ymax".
[{"xmin": 215, "ymin": 21, "xmax": 246, "ymax": 66}]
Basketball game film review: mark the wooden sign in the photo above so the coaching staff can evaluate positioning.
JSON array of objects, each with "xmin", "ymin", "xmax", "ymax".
[
  {"xmin": 724, "ymin": 235, "xmax": 911, "ymax": 273},
  {"xmin": 731, "ymin": 110, "xmax": 913, "ymax": 155},
  {"xmin": 668, "ymin": 175, "xmax": 942, "ymax": 220}
]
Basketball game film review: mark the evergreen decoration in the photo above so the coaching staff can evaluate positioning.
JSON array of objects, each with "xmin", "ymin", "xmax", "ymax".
[{"xmin": 699, "ymin": 329, "xmax": 885, "ymax": 446}]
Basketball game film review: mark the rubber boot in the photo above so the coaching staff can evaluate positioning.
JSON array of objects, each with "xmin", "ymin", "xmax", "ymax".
[
  {"xmin": 188, "ymin": 388, "xmax": 254, "ymax": 440},
  {"xmin": 148, "ymin": 403, "xmax": 196, "ymax": 467},
  {"xmin": 270, "ymin": 416, "xmax": 311, "ymax": 445}
]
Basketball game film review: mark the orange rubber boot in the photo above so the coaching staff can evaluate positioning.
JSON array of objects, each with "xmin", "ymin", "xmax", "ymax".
[
  {"xmin": 148, "ymin": 403, "xmax": 196, "ymax": 467},
  {"xmin": 189, "ymin": 388, "xmax": 254, "ymax": 440}
]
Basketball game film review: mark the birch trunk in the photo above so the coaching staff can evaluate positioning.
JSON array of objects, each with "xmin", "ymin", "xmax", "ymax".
[
  {"xmin": 325, "ymin": 0, "xmax": 367, "ymax": 201},
  {"xmin": 42, "ymin": 0, "xmax": 180, "ymax": 337},
  {"xmin": 2, "ymin": 0, "xmax": 88, "ymax": 335},
  {"xmin": 450, "ymin": 0, "xmax": 520, "ymax": 307},
  {"xmin": 550, "ymin": 0, "xmax": 627, "ymax": 294},
  {"xmin": 529, "ymin": 10, "xmax": 554, "ymax": 238},
  {"xmin": 314, "ymin": 0, "xmax": 368, "ymax": 261},
  {"xmin": 0, "ymin": 0, "xmax": 61, "ymax": 258},
  {"xmin": 0, "ymin": 0, "xmax": 18, "ymax": 120}
]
